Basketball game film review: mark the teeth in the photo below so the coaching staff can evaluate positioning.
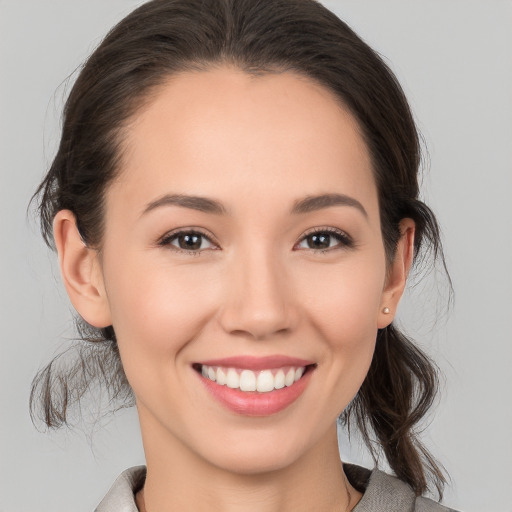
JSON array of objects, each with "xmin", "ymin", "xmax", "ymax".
[
  {"xmin": 216, "ymin": 367, "xmax": 227, "ymax": 385},
  {"xmin": 226, "ymin": 368, "xmax": 239, "ymax": 389},
  {"xmin": 200, "ymin": 365, "xmax": 307, "ymax": 393},
  {"xmin": 285, "ymin": 368, "xmax": 295, "ymax": 387},
  {"xmin": 240, "ymin": 370, "xmax": 256, "ymax": 392},
  {"xmin": 256, "ymin": 370, "xmax": 274, "ymax": 392},
  {"xmin": 274, "ymin": 369, "xmax": 285, "ymax": 389}
]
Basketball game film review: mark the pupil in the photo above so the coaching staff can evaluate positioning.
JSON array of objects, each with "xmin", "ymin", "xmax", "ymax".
[
  {"xmin": 309, "ymin": 233, "xmax": 330, "ymax": 249},
  {"xmin": 180, "ymin": 234, "xmax": 201, "ymax": 250}
]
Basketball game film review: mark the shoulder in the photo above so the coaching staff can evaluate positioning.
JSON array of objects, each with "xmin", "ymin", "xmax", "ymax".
[
  {"xmin": 415, "ymin": 496, "xmax": 458, "ymax": 512},
  {"xmin": 94, "ymin": 466, "xmax": 146, "ymax": 512},
  {"xmin": 344, "ymin": 464, "xmax": 460, "ymax": 512}
]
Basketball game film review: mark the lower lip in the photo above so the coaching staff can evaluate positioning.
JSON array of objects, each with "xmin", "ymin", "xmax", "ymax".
[{"xmin": 197, "ymin": 368, "xmax": 314, "ymax": 416}]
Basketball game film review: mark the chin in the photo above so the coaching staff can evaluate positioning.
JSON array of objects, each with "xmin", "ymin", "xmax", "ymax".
[
  {"xmin": 210, "ymin": 447, "xmax": 300, "ymax": 476},
  {"xmin": 192, "ymin": 424, "xmax": 318, "ymax": 476}
]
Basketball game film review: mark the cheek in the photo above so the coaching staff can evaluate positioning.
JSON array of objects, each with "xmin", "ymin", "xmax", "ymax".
[
  {"xmin": 295, "ymin": 254, "xmax": 385, "ymax": 405},
  {"xmin": 103, "ymin": 256, "xmax": 221, "ymax": 358},
  {"xmin": 101, "ymin": 257, "xmax": 224, "ymax": 421},
  {"xmin": 298, "ymin": 253, "xmax": 385, "ymax": 341}
]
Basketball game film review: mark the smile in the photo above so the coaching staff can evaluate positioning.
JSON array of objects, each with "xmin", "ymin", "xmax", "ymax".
[
  {"xmin": 199, "ymin": 365, "xmax": 307, "ymax": 393},
  {"xmin": 193, "ymin": 357, "xmax": 316, "ymax": 416}
]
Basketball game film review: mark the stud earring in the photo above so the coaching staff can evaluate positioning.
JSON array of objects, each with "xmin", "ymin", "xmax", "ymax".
[{"xmin": 382, "ymin": 307, "xmax": 390, "ymax": 314}]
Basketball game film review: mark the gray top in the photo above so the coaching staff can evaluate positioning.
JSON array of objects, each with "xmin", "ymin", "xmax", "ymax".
[{"xmin": 94, "ymin": 464, "xmax": 458, "ymax": 512}]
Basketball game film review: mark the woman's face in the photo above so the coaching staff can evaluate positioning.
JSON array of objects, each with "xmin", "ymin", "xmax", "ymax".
[{"xmin": 78, "ymin": 68, "xmax": 409, "ymax": 473}]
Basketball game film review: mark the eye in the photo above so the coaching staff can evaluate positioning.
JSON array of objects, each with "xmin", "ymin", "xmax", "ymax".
[
  {"xmin": 158, "ymin": 229, "xmax": 217, "ymax": 254},
  {"xmin": 296, "ymin": 227, "xmax": 353, "ymax": 252}
]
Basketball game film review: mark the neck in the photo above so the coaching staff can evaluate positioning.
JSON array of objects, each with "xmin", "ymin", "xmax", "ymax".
[{"xmin": 137, "ymin": 408, "xmax": 361, "ymax": 512}]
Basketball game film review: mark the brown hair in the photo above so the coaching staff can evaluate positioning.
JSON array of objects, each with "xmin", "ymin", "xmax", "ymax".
[{"xmin": 31, "ymin": 0, "xmax": 449, "ymax": 498}]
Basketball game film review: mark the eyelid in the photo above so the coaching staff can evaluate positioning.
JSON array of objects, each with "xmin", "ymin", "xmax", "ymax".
[
  {"xmin": 157, "ymin": 227, "xmax": 219, "ymax": 253},
  {"xmin": 294, "ymin": 226, "xmax": 354, "ymax": 252},
  {"xmin": 157, "ymin": 225, "xmax": 354, "ymax": 255}
]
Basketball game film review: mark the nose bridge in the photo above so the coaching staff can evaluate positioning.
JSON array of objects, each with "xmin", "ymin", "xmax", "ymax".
[{"xmin": 218, "ymin": 241, "xmax": 296, "ymax": 339}]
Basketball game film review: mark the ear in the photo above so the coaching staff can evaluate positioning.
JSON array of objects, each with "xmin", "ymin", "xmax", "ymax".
[
  {"xmin": 377, "ymin": 218, "xmax": 415, "ymax": 329},
  {"xmin": 53, "ymin": 210, "xmax": 112, "ymax": 328}
]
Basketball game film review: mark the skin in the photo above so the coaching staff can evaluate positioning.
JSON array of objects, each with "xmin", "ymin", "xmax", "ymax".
[{"xmin": 54, "ymin": 67, "xmax": 415, "ymax": 512}]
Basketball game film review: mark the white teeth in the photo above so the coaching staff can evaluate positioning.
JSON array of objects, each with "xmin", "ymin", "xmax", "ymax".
[
  {"xmin": 256, "ymin": 370, "xmax": 274, "ymax": 392},
  {"xmin": 239, "ymin": 370, "xmax": 257, "ymax": 392},
  {"xmin": 216, "ymin": 367, "xmax": 226, "ymax": 385},
  {"xmin": 226, "ymin": 368, "xmax": 239, "ymax": 389},
  {"xmin": 200, "ymin": 364, "xmax": 308, "ymax": 393},
  {"xmin": 274, "ymin": 369, "xmax": 285, "ymax": 389},
  {"xmin": 284, "ymin": 368, "xmax": 295, "ymax": 387}
]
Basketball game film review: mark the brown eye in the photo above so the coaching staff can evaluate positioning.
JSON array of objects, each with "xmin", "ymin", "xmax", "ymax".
[
  {"xmin": 297, "ymin": 229, "xmax": 353, "ymax": 252},
  {"xmin": 306, "ymin": 233, "xmax": 331, "ymax": 249},
  {"xmin": 176, "ymin": 233, "xmax": 203, "ymax": 250},
  {"xmin": 159, "ymin": 230, "xmax": 215, "ymax": 253}
]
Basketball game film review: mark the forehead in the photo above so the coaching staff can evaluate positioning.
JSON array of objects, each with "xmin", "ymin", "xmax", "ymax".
[{"xmin": 110, "ymin": 66, "xmax": 378, "ymax": 220}]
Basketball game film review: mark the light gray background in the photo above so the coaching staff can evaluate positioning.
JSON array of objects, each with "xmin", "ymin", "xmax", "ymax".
[{"xmin": 1, "ymin": 1, "xmax": 511, "ymax": 511}]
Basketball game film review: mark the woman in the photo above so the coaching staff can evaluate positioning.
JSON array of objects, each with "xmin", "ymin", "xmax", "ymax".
[{"xmin": 31, "ymin": 0, "xmax": 459, "ymax": 510}]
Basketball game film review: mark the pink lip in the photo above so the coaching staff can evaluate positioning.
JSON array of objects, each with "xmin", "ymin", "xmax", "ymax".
[
  {"xmin": 197, "ymin": 355, "xmax": 314, "ymax": 371},
  {"xmin": 195, "ymin": 357, "xmax": 315, "ymax": 417}
]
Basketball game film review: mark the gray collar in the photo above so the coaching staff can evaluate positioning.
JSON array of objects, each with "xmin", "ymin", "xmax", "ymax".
[{"xmin": 95, "ymin": 465, "xmax": 146, "ymax": 512}]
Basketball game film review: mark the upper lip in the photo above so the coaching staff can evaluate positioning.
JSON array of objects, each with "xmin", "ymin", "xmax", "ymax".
[{"xmin": 196, "ymin": 355, "xmax": 315, "ymax": 371}]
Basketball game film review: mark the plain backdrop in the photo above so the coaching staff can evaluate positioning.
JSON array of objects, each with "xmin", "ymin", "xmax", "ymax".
[{"xmin": 1, "ymin": 1, "xmax": 511, "ymax": 511}]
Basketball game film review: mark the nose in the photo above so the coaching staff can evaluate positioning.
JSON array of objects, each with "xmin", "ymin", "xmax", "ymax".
[{"xmin": 217, "ymin": 247, "xmax": 298, "ymax": 340}]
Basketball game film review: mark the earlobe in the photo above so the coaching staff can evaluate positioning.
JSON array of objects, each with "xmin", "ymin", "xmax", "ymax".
[
  {"xmin": 53, "ymin": 210, "xmax": 112, "ymax": 328},
  {"xmin": 377, "ymin": 218, "xmax": 415, "ymax": 329}
]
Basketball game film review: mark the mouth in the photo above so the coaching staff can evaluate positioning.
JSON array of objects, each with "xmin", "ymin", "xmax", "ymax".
[
  {"xmin": 192, "ymin": 363, "xmax": 316, "ymax": 393},
  {"xmin": 192, "ymin": 358, "xmax": 317, "ymax": 416}
]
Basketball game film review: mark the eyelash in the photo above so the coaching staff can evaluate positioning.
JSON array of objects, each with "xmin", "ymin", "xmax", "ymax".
[
  {"xmin": 298, "ymin": 227, "xmax": 354, "ymax": 253},
  {"xmin": 157, "ymin": 227, "xmax": 354, "ymax": 255},
  {"xmin": 158, "ymin": 228, "xmax": 218, "ymax": 256}
]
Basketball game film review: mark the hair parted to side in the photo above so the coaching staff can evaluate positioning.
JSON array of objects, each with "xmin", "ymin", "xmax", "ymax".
[{"xmin": 31, "ymin": 0, "xmax": 449, "ymax": 498}]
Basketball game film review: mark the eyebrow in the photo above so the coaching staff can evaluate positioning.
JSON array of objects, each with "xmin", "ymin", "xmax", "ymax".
[
  {"xmin": 291, "ymin": 193, "xmax": 368, "ymax": 218},
  {"xmin": 142, "ymin": 194, "xmax": 228, "ymax": 216},
  {"xmin": 141, "ymin": 192, "xmax": 367, "ymax": 218}
]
